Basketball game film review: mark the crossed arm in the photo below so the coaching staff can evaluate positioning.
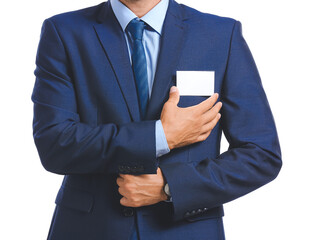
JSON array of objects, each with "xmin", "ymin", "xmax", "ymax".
[
  {"xmin": 32, "ymin": 18, "xmax": 282, "ymax": 222},
  {"xmin": 116, "ymin": 87, "xmax": 222, "ymax": 206},
  {"xmin": 115, "ymin": 20, "xmax": 282, "ymax": 221}
]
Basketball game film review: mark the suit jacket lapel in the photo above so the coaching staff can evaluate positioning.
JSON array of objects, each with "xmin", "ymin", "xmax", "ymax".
[
  {"xmin": 93, "ymin": 1, "xmax": 141, "ymax": 122},
  {"xmin": 93, "ymin": 0, "xmax": 188, "ymax": 122},
  {"xmin": 145, "ymin": 0, "xmax": 188, "ymax": 120}
]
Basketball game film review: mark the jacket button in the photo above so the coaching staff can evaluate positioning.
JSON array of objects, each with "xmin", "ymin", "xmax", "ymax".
[
  {"xmin": 137, "ymin": 165, "xmax": 144, "ymax": 172},
  {"xmin": 125, "ymin": 166, "xmax": 131, "ymax": 171},
  {"xmin": 184, "ymin": 211, "xmax": 191, "ymax": 217},
  {"xmin": 118, "ymin": 165, "xmax": 124, "ymax": 171},
  {"xmin": 132, "ymin": 166, "xmax": 138, "ymax": 172},
  {"xmin": 122, "ymin": 207, "xmax": 134, "ymax": 217}
]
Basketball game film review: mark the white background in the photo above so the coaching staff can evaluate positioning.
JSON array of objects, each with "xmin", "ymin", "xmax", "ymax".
[{"xmin": 0, "ymin": 0, "xmax": 310, "ymax": 239}]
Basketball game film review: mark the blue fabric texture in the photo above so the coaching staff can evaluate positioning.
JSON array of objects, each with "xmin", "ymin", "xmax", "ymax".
[
  {"xmin": 31, "ymin": 0, "xmax": 282, "ymax": 239},
  {"xmin": 129, "ymin": 224, "xmax": 139, "ymax": 240}
]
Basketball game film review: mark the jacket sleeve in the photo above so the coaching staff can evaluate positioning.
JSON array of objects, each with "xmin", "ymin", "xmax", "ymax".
[
  {"xmin": 160, "ymin": 20, "xmax": 282, "ymax": 222},
  {"xmin": 31, "ymin": 18, "xmax": 158, "ymax": 175}
]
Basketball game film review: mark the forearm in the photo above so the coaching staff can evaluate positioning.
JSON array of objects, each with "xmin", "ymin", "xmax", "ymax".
[
  {"xmin": 33, "ymin": 98, "xmax": 158, "ymax": 175},
  {"xmin": 160, "ymin": 141, "xmax": 282, "ymax": 221}
]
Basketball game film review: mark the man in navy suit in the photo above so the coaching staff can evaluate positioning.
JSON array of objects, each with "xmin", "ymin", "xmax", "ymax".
[{"xmin": 31, "ymin": 0, "xmax": 282, "ymax": 239}]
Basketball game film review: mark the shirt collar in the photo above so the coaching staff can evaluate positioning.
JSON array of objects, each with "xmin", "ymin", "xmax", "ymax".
[{"xmin": 110, "ymin": 0, "xmax": 169, "ymax": 35}]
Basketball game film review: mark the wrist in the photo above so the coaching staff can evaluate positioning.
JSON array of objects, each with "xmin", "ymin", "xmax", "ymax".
[
  {"xmin": 167, "ymin": 141, "xmax": 174, "ymax": 150},
  {"xmin": 161, "ymin": 120, "xmax": 175, "ymax": 150}
]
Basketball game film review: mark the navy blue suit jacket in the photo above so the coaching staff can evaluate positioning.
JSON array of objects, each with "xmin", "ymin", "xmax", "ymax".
[{"xmin": 31, "ymin": 0, "xmax": 282, "ymax": 239}]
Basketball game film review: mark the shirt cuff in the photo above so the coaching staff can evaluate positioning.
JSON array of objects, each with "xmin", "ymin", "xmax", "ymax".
[{"xmin": 155, "ymin": 119, "xmax": 170, "ymax": 158}]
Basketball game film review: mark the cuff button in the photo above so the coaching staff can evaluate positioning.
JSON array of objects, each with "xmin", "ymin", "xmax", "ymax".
[{"xmin": 184, "ymin": 212, "xmax": 191, "ymax": 217}]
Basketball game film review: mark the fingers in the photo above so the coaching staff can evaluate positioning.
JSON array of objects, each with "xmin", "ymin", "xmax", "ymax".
[
  {"xmin": 200, "ymin": 113, "xmax": 221, "ymax": 136},
  {"xmin": 119, "ymin": 174, "xmax": 134, "ymax": 181},
  {"xmin": 196, "ymin": 93, "xmax": 219, "ymax": 114},
  {"xmin": 117, "ymin": 179, "xmax": 131, "ymax": 206},
  {"xmin": 118, "ymin": 185, "xmax": 126, "ymax": 196},
  {"xmin": 119, "ymin": 191, "xmax": 140, "ymax": 207},
  {"xmin": 202, "ymin": 101, "xmax": 222, "ymax": 124},
  {"xmin": 116, "ymin": 177, "xmax": 124, "ymax": 187},
  {"xmin": 120, "ymin": 197, "xmax": 130, "ymax": 207},
  {"xmin": 167, "ymin": 86, "xmax": 180, "ymax": 105}
]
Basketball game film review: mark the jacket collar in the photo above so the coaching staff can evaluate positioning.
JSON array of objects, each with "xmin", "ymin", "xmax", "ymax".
[
  {"xmin": 109, "ymin": 0, "xmax": 169, "ymax": 35},
  {"xmin": 94, "ymin": 0, "xmax": 189, "ymax": 121}
]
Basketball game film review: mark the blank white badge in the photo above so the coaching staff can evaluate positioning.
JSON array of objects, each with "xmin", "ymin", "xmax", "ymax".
[{"xmin": 176, "ymin": 71, "xmax": 215, "ymax": 96}]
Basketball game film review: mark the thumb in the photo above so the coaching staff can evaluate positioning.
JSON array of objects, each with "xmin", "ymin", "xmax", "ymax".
[{"xmin": 168, "ymin": 86, "xmax": 180, "ymax": 105}]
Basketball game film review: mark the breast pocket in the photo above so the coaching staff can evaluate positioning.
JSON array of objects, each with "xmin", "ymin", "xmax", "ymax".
[
  {"xmin": 177, "ymin": 96, "xmax": 209, "ymax": 108},
  {"xmin": 175, "ymin": 95, "xmax": 221, "ymax": 164}
]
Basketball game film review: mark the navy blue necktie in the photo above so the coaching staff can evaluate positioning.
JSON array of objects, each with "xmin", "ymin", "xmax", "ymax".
[{"xmin": 126, "ymin": 18, "xmax": 149, "ymax": 120}]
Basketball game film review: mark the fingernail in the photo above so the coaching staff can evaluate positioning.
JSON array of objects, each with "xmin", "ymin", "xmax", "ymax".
[{"xmin": 170, "ymin": 86, "xmax": 177, "ymax": 93}]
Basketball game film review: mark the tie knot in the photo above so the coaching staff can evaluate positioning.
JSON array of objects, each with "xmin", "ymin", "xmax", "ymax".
[{"xmin": 126, "ymin": 18, "xmax": 145, "ymax": 40}]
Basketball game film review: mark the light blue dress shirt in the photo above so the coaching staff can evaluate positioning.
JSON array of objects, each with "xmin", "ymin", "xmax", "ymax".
[{"xmin": 110, "ymin": 0, "xmax": 171, "ymax": 159}]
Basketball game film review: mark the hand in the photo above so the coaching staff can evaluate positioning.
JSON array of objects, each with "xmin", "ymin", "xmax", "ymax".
[
  {"xmin": 160, "ymin": 86, "xmax": 222, "ymax": 150},
  {"xmin": 117, "ymin": 167, "xmax": 168, "ymax": 207}
]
